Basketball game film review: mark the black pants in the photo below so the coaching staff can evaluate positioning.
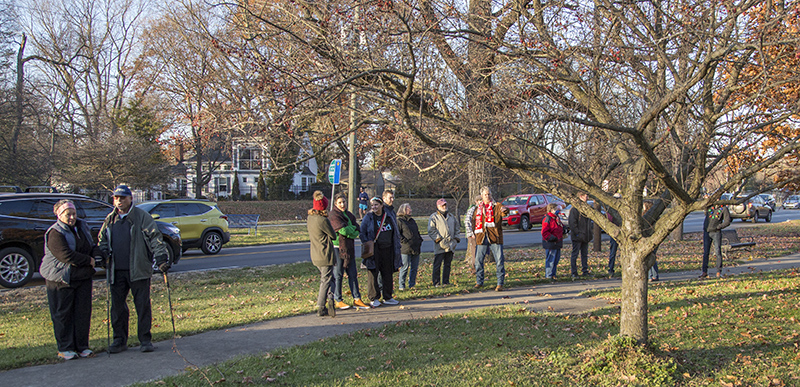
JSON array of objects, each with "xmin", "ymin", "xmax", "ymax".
[
  {"xmin": 570, "ymin": 241, "xmax": 589, "ymax": 275},
  {"xmin": 110, "ymin": 270, "xmax": 152, "ymax": 345},
  {"xmin": 432, "ymin": 251, "xmax": 454, "ymax": 285},
  {"xmin": 46, "ymin": 278, "xmax": 92, "ymax": 352},
  {"xmin": 367, "ymin": 245, "xmax": 394, "ymax": 301}
]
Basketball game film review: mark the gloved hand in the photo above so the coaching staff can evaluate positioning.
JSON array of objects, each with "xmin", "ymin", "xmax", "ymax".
[
  {"xmin": 94, "ymin": 255, "xmax": 105, "ymax": 269},
  {"xmin": 547, "ymin": 235, "xmax": 558, "ymax": 242},
  {"xmin": 455, "ymin": 237, "xmax": 461, "ymax": 243},
  {"xmin": 158, "ymin": 262, "xmax": 171, "ymax": 273}
]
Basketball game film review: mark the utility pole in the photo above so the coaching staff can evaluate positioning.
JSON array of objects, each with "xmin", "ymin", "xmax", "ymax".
[{"xmin": 346, "ymin": 5, "xmax": 362, "ymax": 212}]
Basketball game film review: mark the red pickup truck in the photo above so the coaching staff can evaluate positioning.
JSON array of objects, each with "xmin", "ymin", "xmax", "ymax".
[{"xmin": 501, "ymin": 193, "xmax": 566, "ymax": 231}]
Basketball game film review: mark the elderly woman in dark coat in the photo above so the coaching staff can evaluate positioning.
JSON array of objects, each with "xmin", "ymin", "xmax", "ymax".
[
  {"xmin": 40, "ymin": 199, "xmax": 101, "ymax": 360},
  {"xmin": 306, "ymin": 191, "xmax": 337, "ymax": 317}
]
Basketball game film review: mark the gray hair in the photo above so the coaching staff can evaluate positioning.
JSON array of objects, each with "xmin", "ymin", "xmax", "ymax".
[{"xmin": 397, "ymin": 203, "xmax": 412, "ymax": 215}]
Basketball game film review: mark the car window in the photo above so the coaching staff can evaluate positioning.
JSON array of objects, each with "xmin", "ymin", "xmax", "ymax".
[
  {"xmin": 30, "ymin": 199, "xmax": 58, "ymax": 219},
  {"xmin": 76, "ymin": 199, "xmax": 112, "ymax": 220},
  {"xmin": 150, "ymin": 203, "xmax": 177, "ymax": 217},
  {"xmin": 178, "ymin": 202, "xmax": 211, "ymax": 216},
  {"xmin": 545, "ymin": 194, "xmax": 561, "ymax": 203},
  {"xmin": 0, "ymin": 199, "xmax": 34, "ymax": 217}
]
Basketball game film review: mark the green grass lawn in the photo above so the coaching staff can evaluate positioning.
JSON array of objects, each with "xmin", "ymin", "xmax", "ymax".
[
  {"xmin": 2, "ymin": 221, "xmax": 799, "ymax": 374},
  {"xmin": 140, "ymin": 268, "xmax": 800, "ymax": 386}
]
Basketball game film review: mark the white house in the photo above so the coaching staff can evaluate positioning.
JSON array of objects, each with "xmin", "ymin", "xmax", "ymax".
[{"xmin": 181, "ymin": 138, "xmax": 318, "ymax": 199}]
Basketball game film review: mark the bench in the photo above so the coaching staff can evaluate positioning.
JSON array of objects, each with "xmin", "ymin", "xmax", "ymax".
[
  {"xmin": 227, "ymin": 214, "xmax": 260, "ymax": 235},
  {"xmin": 721, "ymin": 229, "xmax": 756, "ymax": 259}
]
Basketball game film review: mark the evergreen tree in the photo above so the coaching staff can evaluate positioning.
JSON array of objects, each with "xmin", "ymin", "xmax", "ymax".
[
  {"xmin": 257, "ymin": 171, "xmax": 266, "ymax": 200},
  {"xmin": 231, "ymin": 170, "xmax": 240, "ymax": 201}
]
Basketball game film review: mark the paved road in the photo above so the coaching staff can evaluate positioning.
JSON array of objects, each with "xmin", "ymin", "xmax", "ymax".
[
  {"xmin": 14, "ymin": 209, "xmax": 800, "ymax": 287},
  {"xmin": 171, "ymin": 209, "xmax": 800, "ymax": 274}
]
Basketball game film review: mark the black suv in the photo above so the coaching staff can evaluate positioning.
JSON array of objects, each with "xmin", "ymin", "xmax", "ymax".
[{"xmin": 0, "ymin": 193, "xmax": 182, "ymax": 288}]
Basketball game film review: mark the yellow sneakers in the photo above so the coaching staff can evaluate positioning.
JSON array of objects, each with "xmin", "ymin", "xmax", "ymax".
[
  {"xmin": 335, "ymin": 301, "xmax": 351, "ymax": 310},
  {"xmin": 353, "ymin": 299, "xmax": 370, "ymax": 309}
]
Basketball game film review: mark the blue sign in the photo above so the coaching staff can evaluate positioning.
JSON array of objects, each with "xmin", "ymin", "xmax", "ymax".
[{"xmin": 328, "ymin": 159, "xmax": 342, "ymax": 185}]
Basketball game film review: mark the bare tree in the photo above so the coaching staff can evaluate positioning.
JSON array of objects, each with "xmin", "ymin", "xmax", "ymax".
[{"xmin": 223, "ymin": 0, "xmax": 800, "ymax": 344}]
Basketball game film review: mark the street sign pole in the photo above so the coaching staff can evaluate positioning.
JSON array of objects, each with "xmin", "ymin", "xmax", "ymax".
[{"xmin": 328, "ymin": 159, "xmax": 342, "ymax": 211}]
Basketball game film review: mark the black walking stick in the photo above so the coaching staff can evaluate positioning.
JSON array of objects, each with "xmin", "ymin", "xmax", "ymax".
[
  {"xmin": 162, "ymin": 270, "xmax": 221, "ymax": 385},
  {"xmin": 105, "ymin": 260, "xmax": 111, "ymax": 357}
]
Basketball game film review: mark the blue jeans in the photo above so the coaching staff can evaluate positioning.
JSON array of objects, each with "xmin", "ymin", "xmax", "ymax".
[
  {"xmin": 648, "ymin": 261, "xmax": 659, "ymax": 280},
  {"xmin": 333, "ymin": 248, "xmax": 361, "ymax": 302},
  {"xmin": 701, "ymin": 229, "xmax": 711, "ymax": 273},
  {"xmin": 608, "ymin": 238, "xmax": 618, "ymax": 273},
  {"xmin": 399, "ymin": 254, "xmax": 419, "ymax": 289},
  {"xmin": 475, "ymin": 240, "xmax": 505, "ymax": 286},
  {"xmin": 544, "ymin": 248, "xmax": 561, "ymax": 278}
]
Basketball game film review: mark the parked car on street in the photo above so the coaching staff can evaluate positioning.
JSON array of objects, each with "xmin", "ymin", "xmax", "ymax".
[
  {"xmin": 0, "ymin": 193, "xmax": 182, "ymax": 288},
  {"xmin": 501, "ymin": 193, "xmax": 565, "ymax": 231},
  {"xmin": 758, "ymin": 194, "xmax": 776, "ymax": 211},
  {"xmin": 783, "ymin": 195, "xmax": 800, "ymax": 210},
  {"xmin": 136, "ymin": 199, "xmax": 230, "ymax": 255},
  {"xmin": 727, "ymin": 195, "xmax": 773, "ymax": 223}
]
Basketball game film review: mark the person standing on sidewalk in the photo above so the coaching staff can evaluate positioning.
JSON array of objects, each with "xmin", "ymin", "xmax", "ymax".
[
  {"xmin": 541, "ymin": 203, "xmax": 564, "ymax": 280},
  {"xmin": 329, "ymin": 193, "xmax": 370, "ymax": 310},
  {"xmin": 470, "ymin": 186, "xmax": 510, "ymax": 291},
  {"xmin": 307, "ymin": 191, "xmax": 337, "ymax": 317},
  {"xmin": 396, "ymin": 203, "xmax": 423, "ymax": 290},
  {"xmin": 99, "ymin": 185, "xmax": 169, "ymax": 354},
  {"xmin": 361, "ymin": 197, "xmax": 401, "ymax": 307},
  {"xmin": 606, "ymin": 195, "xmax": 622, "ymax": 275},
  {"xmin": 568, "ymin": 192, "xmax": 593, "ymax": 277},
  {"xmin": 706, "ymin": 202, "xmax": 732, "ymax": 278},
  {"xmin": 40, "ymin": 199, "xmax": 100, "ymax": 360},
  {"xmin": 358, "ymin": 187, "xmax": 369, "ymax": 219},
  {"xmin": 428, "ymin": 198, "xmax": 460, "ymax": 287}
]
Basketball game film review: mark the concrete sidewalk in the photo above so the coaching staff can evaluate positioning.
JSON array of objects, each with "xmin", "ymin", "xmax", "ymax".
[{"xmin": 4, "ymin": 254, "xmax": 800, "ymax": 387}]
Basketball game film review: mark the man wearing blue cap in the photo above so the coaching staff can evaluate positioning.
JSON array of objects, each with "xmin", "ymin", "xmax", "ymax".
[{"xmin": 99, "ymin": 185, "xmax": 169, "ymax": 353}]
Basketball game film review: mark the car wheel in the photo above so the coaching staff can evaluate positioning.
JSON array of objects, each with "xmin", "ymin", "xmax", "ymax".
[
  {"xmin": 201, "ymin": 231, "xmax": 223, "ymax": 255},
  {"xmin": 164, "ymin": 241, "xmax": 176, "ymax": 264},
  {"xmin": 751, "ymin": 213, "xmax": 758, "ymax": 223},
  {"xmin": 0, "ymin": 247, "xmax": 35, "ymax": 288},
  {"xmin": 765, "ymin": 210, "xmax": 772, "ymax": 222},
  {"xmin": 520, "ymin": 215, "xmax": 530, "ymax": 231}
]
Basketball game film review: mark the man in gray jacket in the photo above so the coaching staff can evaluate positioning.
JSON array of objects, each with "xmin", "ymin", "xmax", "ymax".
[
  {"xmin": 99, "ymin": 185, "xmax": 169, "ymax": 354},
  {"xmin": 428, "ymin": 199, "xmax": 461, "ymax": 286}
]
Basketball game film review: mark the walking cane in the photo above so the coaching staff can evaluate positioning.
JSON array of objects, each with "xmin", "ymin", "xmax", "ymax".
[
  {"xmin": 105, "ymin": 260, "xmax": 111, "ymax": 357},
  {"xmin": 162, "ymin": 270, "xmax": 220, "ymax": 386}
]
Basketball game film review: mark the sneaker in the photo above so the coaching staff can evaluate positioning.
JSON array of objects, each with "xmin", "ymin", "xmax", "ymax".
[
  {"xmin": 370, "ymin": 300, "xmax": 382, "ymax": 308},
  {"xmin": 318, "ymin": 307, "xmax": 329, "ymax": 317},
  {"xmin": 140, "ymin": 342, "xmax": 155, "ymax": 352},
  {"xmin": 495, "ymin": 285, "xmax": 503, "ymax": 292},
  {"xmin": 383, "ymin": 298, "xmax": 399, "ymax": 305},
  {"xmin": 58, "ymin": 351, "xmax": 78, "ymax": 360},
  {"xmin": 78, "ymin": 349, "xmax": 94, "ymax": 358},
  {"xmin": 649, "ymin": 277, "xmax": 659, "ymax": 282},
  {"xmin": 353, "ymin": 299, "xmax": 370, "ymax": 309},
  {"xmin": 698, "ymin": 272, "xmax": 708, "ymax": 279},
  {"xmin": 327, "ymin": 297, "xmax": 337, "ymax": 317},
  {"xmin": 398, "ymin": 286, "xmax": 405, "ymax": 291},
  {"xmin": 336, "ymin": 301, "xmax": 351, "ymax": 310},
  {"xmin": 108, "ymin": 341, "xmax": 127, "ymax": 354},
  {"xmin": 474, "ymin": 283, "xmax": 483, "ymax": 289}
]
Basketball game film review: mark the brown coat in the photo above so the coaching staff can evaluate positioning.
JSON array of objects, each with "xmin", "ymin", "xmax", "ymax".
[
  {"xmin": 470, "ymin": 202, "xmax": 509, "ymax": 245},
  {"xmin": 307, "ymin": 211, "xmax": 336, "ymax": 267}
]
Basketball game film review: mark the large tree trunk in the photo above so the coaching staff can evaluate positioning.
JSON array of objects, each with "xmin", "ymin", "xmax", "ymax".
[
  {"xmin": 468, "ymin": 160, "xmax": 492, "ymax": 202},
  {"xmin": 619, "ymin": 246, "xmax": 652, "ymax": 343}
]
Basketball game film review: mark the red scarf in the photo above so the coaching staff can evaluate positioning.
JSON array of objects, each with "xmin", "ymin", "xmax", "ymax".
[{"xmin": 474, "ymin": 201, "xmax": 495, "ymax": 234}]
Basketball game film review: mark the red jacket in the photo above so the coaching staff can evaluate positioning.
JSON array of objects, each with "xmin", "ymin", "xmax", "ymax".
[{"xmin": 541, "ymin": 211, "xmax": 564, "ymax": 249}]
